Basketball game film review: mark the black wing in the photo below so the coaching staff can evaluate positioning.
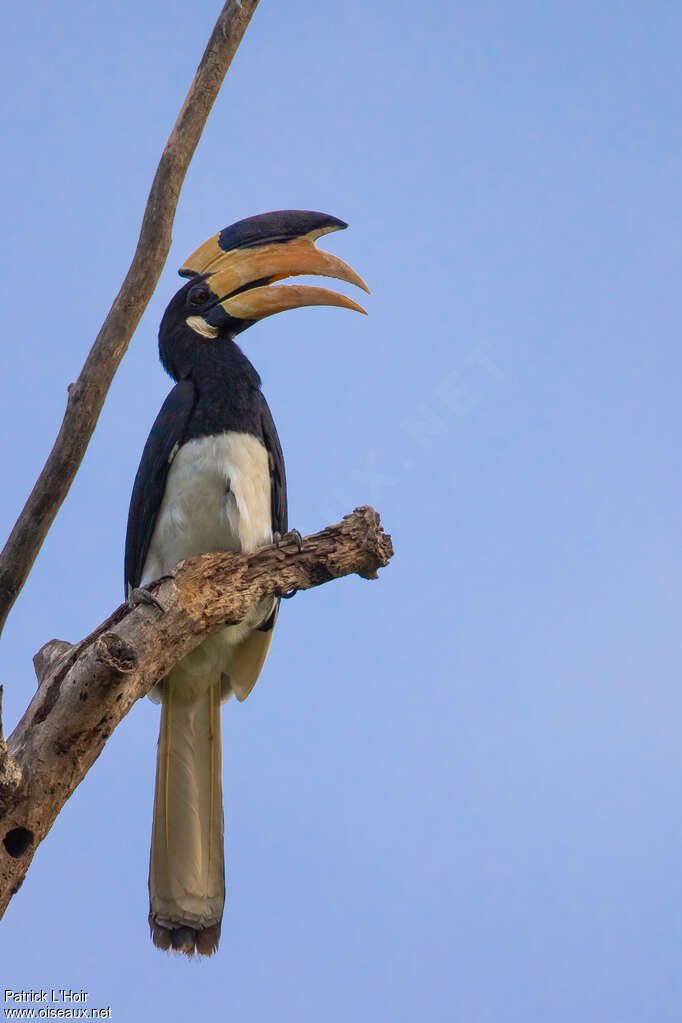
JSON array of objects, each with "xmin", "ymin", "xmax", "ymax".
[
  {"xmin": 124, "ymin": 378, "xmax": 196, "ymax": 592},
  {"xmin": 254, "ymin": 392, "xmax": 287, "ymax": 634},
  {"xmin": 259, "ymin": 392, "xmax": 287, "ymax": 536}
]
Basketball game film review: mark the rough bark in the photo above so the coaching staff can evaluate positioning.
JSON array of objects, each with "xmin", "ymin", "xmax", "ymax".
[
  {"xmin": 0, "ymin": 507, "xmax": 393, "ymax": 919},
  {"xmin": 0, "ymin": 0, "xmax": 261, "ymax": 638}
]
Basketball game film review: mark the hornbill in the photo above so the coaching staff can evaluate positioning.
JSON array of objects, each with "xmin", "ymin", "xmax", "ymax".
[{"xmin": 124, "ymin": 210, "xmax": 368, "ymax": 957}]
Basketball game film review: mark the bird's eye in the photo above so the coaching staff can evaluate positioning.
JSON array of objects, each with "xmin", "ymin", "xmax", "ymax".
[{"xmin": 188, "ymin": 283, "xmax": 211, "ymax": 306}]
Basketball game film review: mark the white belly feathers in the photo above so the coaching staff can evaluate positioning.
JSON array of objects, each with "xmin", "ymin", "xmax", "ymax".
[
  {"xmin": 141, "ymin": 431, "xmax": 274, "ymax": 703},
  {"xmin": 142, "ymin": 431, "xmax": 272, "ymax": 583}
]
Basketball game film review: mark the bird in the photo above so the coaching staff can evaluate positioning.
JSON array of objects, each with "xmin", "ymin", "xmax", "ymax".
[{"xmin": 124, "ymin": 210, "xmax": 368, "ymax": 957}]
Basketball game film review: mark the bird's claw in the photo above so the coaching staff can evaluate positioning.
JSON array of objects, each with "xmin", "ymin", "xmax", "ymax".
[
  {"xmin": 128, "ymin": 586, "xmax": 165, "ymax": 613},
  {"xmin": 273, "ymin": 528, "xmax": 303, "ymax": 552}
]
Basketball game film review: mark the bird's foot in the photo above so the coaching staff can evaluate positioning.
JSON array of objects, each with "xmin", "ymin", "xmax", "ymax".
[
  {"xmin": 273, "ymin": 528, "xmax": 303, "ymax": 551},
  {"xmin": 127, "ymin": 585, "xmax": 165, "ymax": 613}
]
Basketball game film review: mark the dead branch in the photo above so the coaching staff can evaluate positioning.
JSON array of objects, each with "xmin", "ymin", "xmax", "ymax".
[
  {"xmin": 0, "ymin": 0, "xmax": 260, "ymax": 639},
  {"xmin": 0, "ymin": 507, "xmax": 393, "ymax": 919}
]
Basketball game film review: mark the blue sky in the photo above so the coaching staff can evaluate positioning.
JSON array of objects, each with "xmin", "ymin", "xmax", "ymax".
[{"xmin": 2, "ymin": 1, "xmax": 682, "ymax": 1019}]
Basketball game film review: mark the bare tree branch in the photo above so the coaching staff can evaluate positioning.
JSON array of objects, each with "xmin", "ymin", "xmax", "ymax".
[
  {"xmin": 0, "ymin": 0, "xmax": 260, "ymax": 638},
  {"xmin": 0, "ymin": 507, "xmax": 393, "ymax": 919}
]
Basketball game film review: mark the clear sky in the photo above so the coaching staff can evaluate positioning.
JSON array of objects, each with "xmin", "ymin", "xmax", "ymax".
[{"xmin": 2, "ymin": 1, "xmax": 682, "ymax": 1020}]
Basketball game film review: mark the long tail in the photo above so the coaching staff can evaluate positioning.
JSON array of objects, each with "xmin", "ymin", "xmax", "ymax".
[{"xmin": 149, "ymin": 678, "xmax": 224, "ymax": 956}]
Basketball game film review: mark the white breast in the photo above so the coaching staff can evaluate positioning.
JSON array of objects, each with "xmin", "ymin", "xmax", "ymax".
[{"xmin": 142, "ymin": 431, "xmax": 272, "ymax": 584}]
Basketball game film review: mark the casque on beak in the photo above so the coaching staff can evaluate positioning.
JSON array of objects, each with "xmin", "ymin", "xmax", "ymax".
[{"xmin": 179, "ymin": 210, "xmax": 369, "ymax": 331}]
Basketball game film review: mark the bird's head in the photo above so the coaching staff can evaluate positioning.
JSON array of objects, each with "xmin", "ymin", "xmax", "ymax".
[{"xmin": 158, "ymin": 210, "xmax": 368, "ymax": 380}]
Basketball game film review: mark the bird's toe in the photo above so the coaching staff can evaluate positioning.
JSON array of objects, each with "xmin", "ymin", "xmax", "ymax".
[
  {"xmin": 127, "ymin": 585, "xmax": 165, "ymax": 613},
  {"xmin": 274, "ymin": 528, "xmax": 303, "ymax": 551}
]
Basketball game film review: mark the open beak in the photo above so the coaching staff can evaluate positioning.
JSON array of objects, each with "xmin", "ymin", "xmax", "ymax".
[{"xmin": 179, "ymin": 210, "xmax": 369, "ymax": 328}]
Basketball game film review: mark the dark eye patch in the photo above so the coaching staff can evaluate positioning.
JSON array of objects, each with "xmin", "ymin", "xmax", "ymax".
[{"xmin": 188, "ymin": 283, "xmax": 211, "ymax": 306}]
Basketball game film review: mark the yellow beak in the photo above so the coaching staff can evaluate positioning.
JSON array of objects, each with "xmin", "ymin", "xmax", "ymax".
[{"xmin": 180, "ymin": 223, "xmax": 369, "ymax": 325}]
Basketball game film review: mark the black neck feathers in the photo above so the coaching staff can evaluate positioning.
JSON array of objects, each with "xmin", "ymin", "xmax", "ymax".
[{"xmin": 160, "ymin": 326, "xmax": 265, "ymax": 440}]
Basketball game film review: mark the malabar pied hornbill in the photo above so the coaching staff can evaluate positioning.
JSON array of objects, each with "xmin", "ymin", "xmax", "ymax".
[{"xmin": 124, "ymin": 210, "xmax": 368, "ymax": 957}]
